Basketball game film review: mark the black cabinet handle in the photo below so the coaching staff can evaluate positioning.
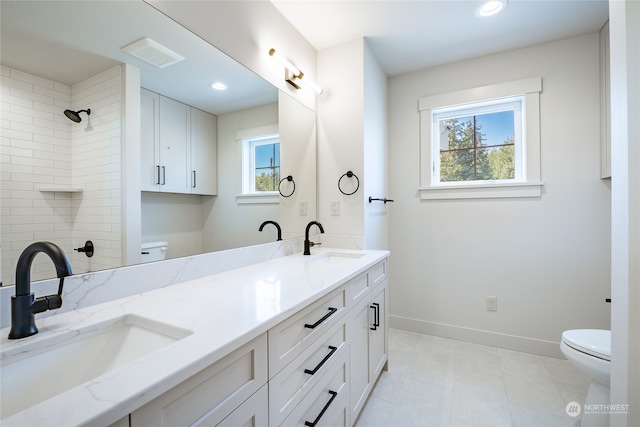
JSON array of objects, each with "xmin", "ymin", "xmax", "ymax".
[
  {"xmin": 370, "ymin": 303, "xmax": 380, "ymax": 330},
  {"xmin": 304, "ymin": 346, "xmax": 338, "ymax": 375},
  {"xmin": 155, "ymin": 165, "xmax": 161, "ymax": 185},
  {"xmin": 161, "ymin": 166, "xmax": 166, "ymax": 185},
  {"xmin": 192, "ymin": 170, "xmax": 197, "ymax": 188},
  {"xmin": 304, "ymin": 390, "xmax": 338, "ymax": 427},
  {"xmin": 304, "ymin": 307, "xmax": 337, "ymax": 329}
]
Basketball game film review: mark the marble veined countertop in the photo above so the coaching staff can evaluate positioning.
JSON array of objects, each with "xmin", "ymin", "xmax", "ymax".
[{"xmin": 0, "ymin": 248, "xmax": 389, "ymax": 426}]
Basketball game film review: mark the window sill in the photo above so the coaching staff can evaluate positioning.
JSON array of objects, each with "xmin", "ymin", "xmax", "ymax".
[
  {"xmin": 236, "ymin": 193, "xmax": 279, "ymax": 204},
  {"xmin": 419, "ymin": 182, "xmax": 544, "ymax": 200}
]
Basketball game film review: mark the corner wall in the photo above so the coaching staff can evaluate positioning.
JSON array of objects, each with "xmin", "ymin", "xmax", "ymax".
[{"xmin": 388, "ymin": 34, "xmax": 611, "ymax": 357}]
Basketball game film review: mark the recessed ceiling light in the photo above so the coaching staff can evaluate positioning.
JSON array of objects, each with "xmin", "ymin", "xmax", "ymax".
[
  {"xmin": 210, "ymin": 82, "xmax": 227, "ymax": 91},
  {"xmin": 476, "ymin": 0, "xmax": 507, "ymax": 17}
]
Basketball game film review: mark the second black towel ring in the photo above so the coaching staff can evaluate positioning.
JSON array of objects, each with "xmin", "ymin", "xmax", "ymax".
[
  {"xmin": 338, "ymin": 171, "xmax": 360, "ymax": 196},
  {"xmin": 279, "ymin": 175, "xmax": 296, "ymax": 197}
]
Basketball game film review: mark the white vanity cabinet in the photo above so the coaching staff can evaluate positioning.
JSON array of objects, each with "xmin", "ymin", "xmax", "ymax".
[
  {"xmin": 129, "ymin": 334, "xmax": 268, "ymax": 427},
  {"xmin": 140, "ymin": 89, "xmax": 217, "ymax": 195},
  {"xmin": 120, "ymin": 255, "xmax": 388, "ymax": 427},
  {"xmin": 348, "ymin": 260, "xmax": 388, "ymax": 424}
]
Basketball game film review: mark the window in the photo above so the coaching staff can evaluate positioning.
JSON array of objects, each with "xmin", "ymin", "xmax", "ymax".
[
  {"xmin": 243, "ymin": 135, "xmax": 280, "ymax": 193},
  {"xmin": 433, "ymin": 97, "xmax": 522, "ymax": 184},
  {"xmin": 236, "ymin": 124, "xmax": 279, "ymax": 204},
  {"xmin": 420, "ymin": 77, "xmax": 543, "ymax": 199}
]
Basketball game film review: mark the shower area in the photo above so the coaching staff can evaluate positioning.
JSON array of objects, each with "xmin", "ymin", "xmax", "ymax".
[{"xmin": 1, "ymin": 64, "xmax": 125, "ymax": 285}]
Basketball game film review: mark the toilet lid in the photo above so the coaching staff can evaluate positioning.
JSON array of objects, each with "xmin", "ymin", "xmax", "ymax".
[{"xmin": 562, "ymin": 329, "xmax": 611, "ymax": 361}]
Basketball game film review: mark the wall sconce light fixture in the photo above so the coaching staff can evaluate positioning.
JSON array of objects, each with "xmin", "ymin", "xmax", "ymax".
[{"xmin": 269, "ymin": 48, "xmax": 323, "ymax": 95}]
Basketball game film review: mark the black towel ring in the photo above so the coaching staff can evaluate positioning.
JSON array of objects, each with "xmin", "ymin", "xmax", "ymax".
[
  {"xmin": 279, "ymin": 175, "xmax": 295, "ymax": 197},
  {"xmin": 338, "ymin": 171, "xmax": 360, "ymax": 196}
]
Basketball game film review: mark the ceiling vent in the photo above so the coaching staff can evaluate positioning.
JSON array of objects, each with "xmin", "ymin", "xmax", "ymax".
[{"xmin": 121, "ymin": 37, "xmax": 184, "ymax": 68}]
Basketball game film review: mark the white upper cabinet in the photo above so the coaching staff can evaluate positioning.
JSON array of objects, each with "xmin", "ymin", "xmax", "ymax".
[
  {"xmin": 141, "ymin": 89, "xmax": 217, "ymax": 195},
  {"xmin": 190, "ymin": 107, "xmax": 218, "ymax": 195}
]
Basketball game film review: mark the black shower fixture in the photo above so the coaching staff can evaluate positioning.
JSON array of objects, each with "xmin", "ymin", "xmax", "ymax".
[{"xmin": 64, "ymin": 108, "xmax": 91, "ymax": 123}]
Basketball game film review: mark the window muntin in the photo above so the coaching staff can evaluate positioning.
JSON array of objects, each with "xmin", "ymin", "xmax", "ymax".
[
  {"xmin": 242, "ymin": 134, "xmax": 280, "ymax": 194},
  {"xmin": 432, "ymin": 97, "xmax": 524, "ymax": 185}
]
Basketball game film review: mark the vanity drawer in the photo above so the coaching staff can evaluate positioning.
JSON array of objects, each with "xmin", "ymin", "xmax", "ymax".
[
  {"xmin": 370, "ymin": 260, "xmax": 387, "ymax": 289},
  {"xmin": 345, "ymin": 271, "xmax": 369, "ymax": 308},
  {"xmin": 130, "ymin": 333, "xmax": 267, "ymax": 427},
  {"xmin": 279, "ymin": 348, "xmax": 349, "ymax": 427},
  {"xmin": 269, "ymin": 321, "xmax": 347, "ymax": 426},
  {"xmin": 269, "ymin": 286, "xmax": 347, "ymax": 377}
]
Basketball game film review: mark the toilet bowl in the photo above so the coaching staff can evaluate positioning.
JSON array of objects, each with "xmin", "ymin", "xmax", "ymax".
[{"xmin": 561, "ymin": 329, "xmax": 611, "ymax": 427}]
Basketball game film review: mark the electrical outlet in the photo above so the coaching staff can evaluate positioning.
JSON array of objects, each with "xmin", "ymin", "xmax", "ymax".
[
  {"xmin": 331, "ymin": 200, "xmax": 340, "ymax": 216},
  {"xmin": 298, "ymin": 201, "xmax": 307, "ymax": 216},
  {"xmin": 486, "ymin": 296, "xmax": 497, "ymax": 312}
]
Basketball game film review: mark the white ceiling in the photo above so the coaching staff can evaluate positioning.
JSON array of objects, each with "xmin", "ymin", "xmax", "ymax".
[
  {"xmin": 0, "ymin": 1, "xmax": 277, "ymax": 116},
  {"xmin": 271, "ymin": 0, "xmax": 609, "ymax": 76},
  {"xmin": 1, "ymin": 0, "xmax": 609, "ymax": 116}
]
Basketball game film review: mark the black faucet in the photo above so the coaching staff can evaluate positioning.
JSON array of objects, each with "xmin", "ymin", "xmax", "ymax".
[
  {"xmin": 304, "ymin": 221, "xmax": 325, "ymax": 255},
  {"xmin": 259, "ymin": 220, "xmax": 282, "ymax": 241},
  {"xmin": 8, "ymin": 242, "xmax": 72, "ymax": 339}
]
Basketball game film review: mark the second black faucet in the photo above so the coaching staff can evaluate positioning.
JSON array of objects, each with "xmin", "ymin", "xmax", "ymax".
[{"xmin": 304, "ymin": 221, "xmax": 324, "ymax": 255}]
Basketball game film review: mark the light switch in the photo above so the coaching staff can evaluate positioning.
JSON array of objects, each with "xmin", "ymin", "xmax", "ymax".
[
  {"xmin": 331, "ymin": 200, "xmax": 340, "ymax": 216},
  {"xmin": 299, "ymin": 201, "xmax": 307, "ymax": 216}
]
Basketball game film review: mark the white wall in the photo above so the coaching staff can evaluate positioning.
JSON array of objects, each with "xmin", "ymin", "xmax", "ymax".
[
  {"xmin": 141, "ymin": 192, "xmax": 204, "ymax": 259},
  {"xmin": 1, "ymin": 65, "xmax": 124, "ymax": 285},
  {"xmin": 202, "ymin": 102, "xmax": 279, "ymax": 252},
  {"xmin": 388, "ymin": 34, "xmax": 612, "ymax": 357},
  {"xmin": 363, "ymin": 40, "xmax": 390, "ymax": 250},
  {"xmin": 609, "ymin": 0, "xmax": 640, "ymax": 424},
  {"xmin": 317, "ymin": 39, "xmax": 365, "ymax": 248}
]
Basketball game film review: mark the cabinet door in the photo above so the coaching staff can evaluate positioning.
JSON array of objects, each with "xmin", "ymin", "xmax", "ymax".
[
  {"xmin": 130, "ymin": 334, "xmax": 267, "ymax": 427},
  {"xmin": 216, "ymin": 385, "xmax": 268, "ymax": 427},
  {"xmin": 140, "ymin": 89, "xmax": 160, "ymax": 191},
  {"xmin": 370, "ymin": 280, "xmax": 388, "ymax": 379},
  {"xmin": 158, "ymin": 96, "xmax": 190, "ymax": 193},
  {"xmin": 348, "ymin": 295, "xmax": 372, "ymax": 422},
  {"xmin": 190, "ymin": 107, "xmax": 217, "ymax": 195}
]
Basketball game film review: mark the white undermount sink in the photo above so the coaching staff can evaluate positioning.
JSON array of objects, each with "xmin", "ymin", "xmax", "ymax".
[
  {"xmin": 1, "ymin": 314, "xmax": 192, "ymax": 419},
  {"xmin": 308, "ymin": 251, "xmax": 366, "ymax": 263}
]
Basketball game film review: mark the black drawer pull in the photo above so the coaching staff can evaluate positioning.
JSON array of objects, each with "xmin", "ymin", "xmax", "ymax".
[
  {"xmin": 304, "ymin": 346, "xmax": 338, "ymax": 375},
  {"xmin": 304, "ymin": 390, "xmax": 338, "ymax": 427},
  {"xmin": 370, "ymin": 303, "xmax": 380, "ymax": 331},
  {"xmin": 155, "ymin": 165, "xmax": 161, "ymax": 185},
  {"xmin": 304, "ymin": 307, "xmax": 337, "ymax": 329}
]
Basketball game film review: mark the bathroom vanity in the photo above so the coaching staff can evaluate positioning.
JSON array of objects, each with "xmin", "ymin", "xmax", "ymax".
[{"xmin": 0, "ymin": 248, "xmax": 389, "ymax": 427}]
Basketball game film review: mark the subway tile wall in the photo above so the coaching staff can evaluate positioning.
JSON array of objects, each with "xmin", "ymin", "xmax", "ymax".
[{"xmin": 1, "ymin": 65, "xmax": 123, "ymax": 286}]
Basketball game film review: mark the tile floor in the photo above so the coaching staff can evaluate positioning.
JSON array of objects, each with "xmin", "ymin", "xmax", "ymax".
[{"xmin": 355, "ymin": 328, "xmax": 591, "ymax": 427}]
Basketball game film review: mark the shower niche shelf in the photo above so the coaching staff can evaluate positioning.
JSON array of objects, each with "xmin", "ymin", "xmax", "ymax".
[{"xmin": 39, "ymin": 186, "xmax": 84, "ymax": 193}]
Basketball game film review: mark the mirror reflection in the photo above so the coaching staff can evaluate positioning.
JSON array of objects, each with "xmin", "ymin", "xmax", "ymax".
[{"xmin": 0, "ymin": 0, "xmax": 317, "ymax": 285}]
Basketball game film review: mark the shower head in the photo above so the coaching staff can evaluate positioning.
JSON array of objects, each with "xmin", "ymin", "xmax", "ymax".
[{"xmin": 64, "ymin": 109, "xmax": 91, "ymax": 123}]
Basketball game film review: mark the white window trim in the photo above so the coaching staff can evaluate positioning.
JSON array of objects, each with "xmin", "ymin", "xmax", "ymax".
[
  {"xmin": 419, "ymin": 77, "xmax": 544, "ymax": 200},
  {"xmin": 236, "ymin": 124, "xmax": 279, "ymax": 205}
]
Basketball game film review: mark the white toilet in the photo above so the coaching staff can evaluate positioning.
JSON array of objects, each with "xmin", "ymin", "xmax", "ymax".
[
  {"xmin": 140, "ymin": 241, "xmax": 168, "ymax": 263},
  {"xmin": 561, "ymin": 329, "xmax": 611, "ymax": 427}
]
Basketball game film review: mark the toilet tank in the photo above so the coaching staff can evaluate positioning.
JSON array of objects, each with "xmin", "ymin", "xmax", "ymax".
[{"xmin": 141, "ymin": 241, "xmax": 168, "ymax": 263}]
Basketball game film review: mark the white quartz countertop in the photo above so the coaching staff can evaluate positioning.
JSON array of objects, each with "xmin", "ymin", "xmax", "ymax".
[{"xmin": 0, "ymin": 248, "xmax": 389, "ymax": 426}]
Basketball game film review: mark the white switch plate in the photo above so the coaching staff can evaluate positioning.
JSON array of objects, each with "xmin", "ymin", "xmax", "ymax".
[
  {"xmin": 486, "ymin": 296, "xmax": 497, "ymax": 312},
  {"xmin": 331, "ymin": 200, "xmax": 340, "ymax": 216},
  {"xmin": 299, "ymin": 201, "xmax": 307, "ymax": 216}
]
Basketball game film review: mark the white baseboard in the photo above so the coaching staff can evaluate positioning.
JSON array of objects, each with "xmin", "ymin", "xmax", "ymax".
[{"xmin": 389, "ymin": 315, "xmax": 565, "ymax": 359}]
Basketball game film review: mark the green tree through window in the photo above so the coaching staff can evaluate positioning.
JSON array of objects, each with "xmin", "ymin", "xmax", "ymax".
[
  {"xmin": 439, "ymin": 112, "xmax": 515, "ymax": 182},
  {"xmin": 254, "ymin": 142, "xmax": 280, "ymax": 191}
]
